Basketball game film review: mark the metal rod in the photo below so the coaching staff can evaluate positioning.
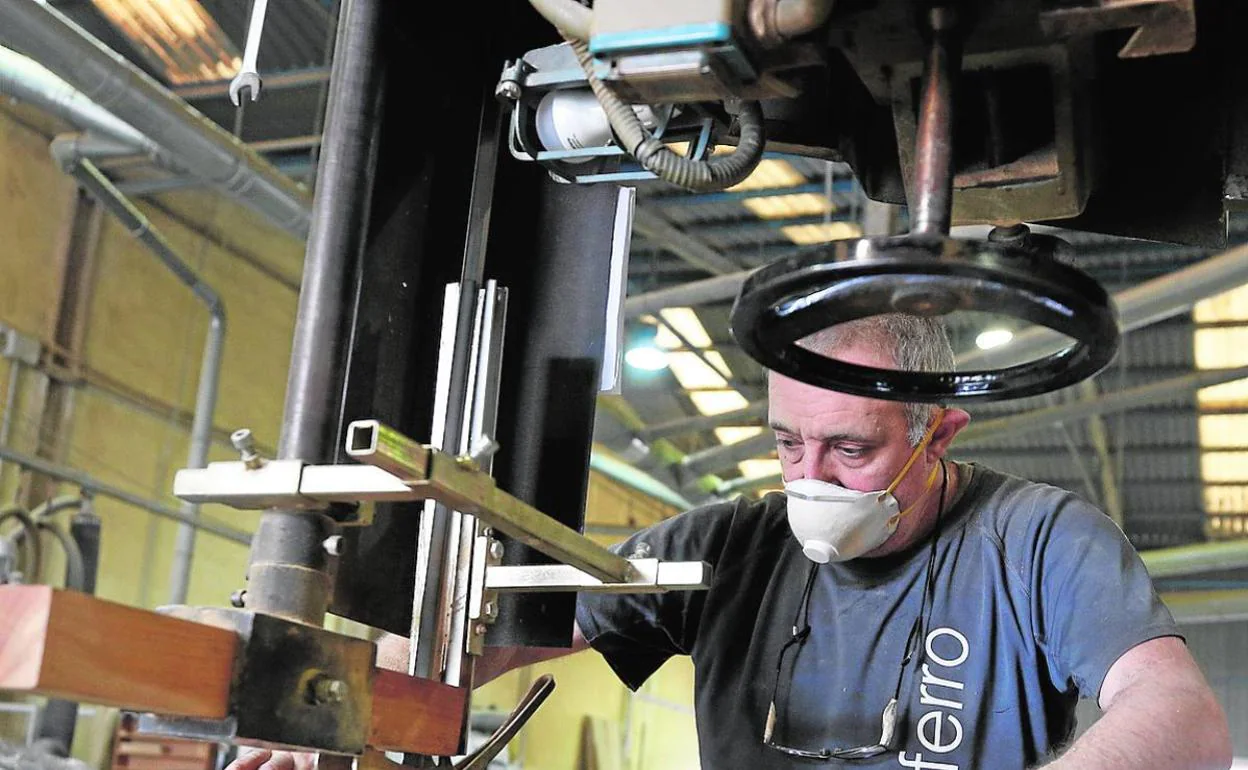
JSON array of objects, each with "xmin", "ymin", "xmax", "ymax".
[
  {"xmin": 247, "ymin": 0, "xmax": 384, "ymax": 625},
  {"xmin": 0, "ymin": 46, "xmax": 158, "ymax": 155},
  {"xmin": 0, "ymin": 361, "xmax": 20, "ymax": 483},
  {"xmin": 167, "ymin": 314, "xmax": 225, "ymax": 604},
  {"xmin": 0, "ymin": 1, "xmax": 311, "ymax": 237},
  {"xmin": 0, "ymin": 442, "xmax": 250, "ymax": 544},
  {"xmin": 641, "ymin": 400, "xmax": 767, "ymax": 442},
  {"xmin": 911, "ymin": 7, "xmax": 961, "ymax": 237},
  {"xmin": 678, "ymin": 430, "xmax": 776, "ymax": 481},
  {"xmin": 958, "ymin": 365, "xmax": 1248, "ymax": 444},
  {"xmin": 60, "ymin": 159, "xmax": 228, "ymax": 606},
  {"xmin": 623, "ymin": 270, "xmax": 751, "ymax": 320}
]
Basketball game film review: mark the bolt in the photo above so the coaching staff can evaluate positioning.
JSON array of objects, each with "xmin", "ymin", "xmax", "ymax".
[
  {"xmin": 473, "ymin": 623, "xmax": 489, "ymax": 636},
  {"xmin": 482, "ymin": 601, "xmax": 497, "ymax": 620},
  {"xmin": 987, "ymin": 223, "xmax": 1031, "ymax": 244},
  {"xmin": 311, "ymin": 676, "xmax": 348, "ymax": 705},
  {"xmin": 323, "ymin": 535, "xmax": 343, "ymax": 557},
  {"xmin": 231, "ymin": 429, "xmax": 263, "ymax": 469},
  {"xmin": 480, "ymin": 527, "xmax": 494, "ymax": 538},
  {"xmin": 495, "ymin": 80, "xmax": 521, "ymax": 101},
  {"xmin": 229, "ymin": 589, "xmax": 247, "ymax": 608},
  {"xmin": 488, "ymin": 540, "xmax": 505, "ymax": 561}
]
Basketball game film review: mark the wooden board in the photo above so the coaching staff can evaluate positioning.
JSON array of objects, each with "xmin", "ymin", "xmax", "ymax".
[
  {"xmin": 369, "ymin": 668, "xmax": 468, "ymax": 756},
  {"xmin": 0, "ymin": 585, "xmax": 237, "ymax": 718},
  {"xmin": 0, "ymin": 586, "xmax": 470, "ymax": 756}
]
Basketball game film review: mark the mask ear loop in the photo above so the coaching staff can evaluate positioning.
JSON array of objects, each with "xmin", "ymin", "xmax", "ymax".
[{"xmin": 883, "ymin": 408, "xmax": 945, "ymax": 499}]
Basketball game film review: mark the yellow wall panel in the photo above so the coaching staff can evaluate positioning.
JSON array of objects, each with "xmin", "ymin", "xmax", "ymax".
[{"xmin": 0, "ymin": 108, "xmax": 75, "ymax": 340}]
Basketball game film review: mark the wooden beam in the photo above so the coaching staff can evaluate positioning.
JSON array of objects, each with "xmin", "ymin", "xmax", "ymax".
[
  {"xmin": 369, "ymin": 668, "xmax": 468, "ymax": 756},
  {"xmin": 1, "ymin": 586, "xmax": 470, "ymax": 756},
  {"xmin": 0, "ymin": 585, "xmax": 236, "ymax": 717}
]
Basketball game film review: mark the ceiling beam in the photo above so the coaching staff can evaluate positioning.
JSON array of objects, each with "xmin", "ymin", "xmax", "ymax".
[{"xmin": 632, "ymin": 207, "xmax": 742, "ymax": 275}]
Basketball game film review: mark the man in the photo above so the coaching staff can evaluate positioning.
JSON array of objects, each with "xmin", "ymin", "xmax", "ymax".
[{"xmin": 234, "ymin": 315, "xmax": 1231, "ymax": 770}]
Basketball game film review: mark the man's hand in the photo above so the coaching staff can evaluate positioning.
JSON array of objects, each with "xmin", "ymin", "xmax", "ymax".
[{"xmin": 226, "ymin": 748, "xmax": 317, "ymax": 770}]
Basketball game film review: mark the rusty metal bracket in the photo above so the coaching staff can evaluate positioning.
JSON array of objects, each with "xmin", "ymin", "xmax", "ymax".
[{"xmin": 137, "ymin": 607, "xmax": 374, "ymax": 755}]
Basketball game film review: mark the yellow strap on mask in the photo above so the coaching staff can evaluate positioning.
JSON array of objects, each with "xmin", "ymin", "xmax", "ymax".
[
  {"xmin": 878, "ymin": 409, "xmax": 945, "ymax": 521},
  {"xmin": 896, "ymin": 461, "xmax": 942, "ymax": 520},
  {"xmin": 884, "ymin": 409, "xmax": 945, "ymax": 497}
]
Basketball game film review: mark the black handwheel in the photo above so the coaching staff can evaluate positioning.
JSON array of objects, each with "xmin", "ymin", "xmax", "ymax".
[{"xmin": 729, "ymin": 234, "xmax": 1120, "ymax": 403}]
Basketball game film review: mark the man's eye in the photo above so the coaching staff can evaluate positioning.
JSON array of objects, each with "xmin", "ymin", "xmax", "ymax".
[
  {"xmin": 777, "ymin": 437, "xmax": 801, "ymax": 450},
  {"xmin": 838, "ymin": 446, "xmax": 865, "ymax": 458}
]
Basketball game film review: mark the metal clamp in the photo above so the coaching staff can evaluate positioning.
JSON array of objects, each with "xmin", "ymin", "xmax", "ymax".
[{"xmin": 137, "ymin": 607, "xmax": 374, "ymax": 755}]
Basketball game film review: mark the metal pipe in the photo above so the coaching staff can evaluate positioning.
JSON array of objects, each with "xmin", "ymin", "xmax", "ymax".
[
  {"xmin": 911, "ymin": 7, "xmax": 961, "ymax": 237},
  {"xmin": 1145, "ymin": 541, "xmax": 1248, "ymax": 579},
  {"xmin": 958, "ymin": 241, "xmax": 1248, "ymax": 370},
  {"xmin": 0, "ymin": 0, "xmax": 312, "ymax": 237},
  {"xmin": 716, "ymin": 472, "xmax": 783, "ymax": 498},
  {"xmin": 0, "ymin": 442, "xmax": 250, "ymax": 544},
  {"xmin": 0, "ymin": 46, "xmax": 159, "ymax": 155},
  {"xmin": 678, "ymin": 431, "xmax": 775, "ymax": 481},
  {"xmin": 641, "ymin": 399, "xmax": 767, "ymax": 441},
  {"xmin": 589, "ymin": 450, "xmax": 693, "ymax": 510},
  {"xmin": 0, "ymin": 361, "xmax": 20, "ymax": 483},
  {"xmin": 247, "ymin": 0, "xmax": 384, "ymax": 625},
  {"xmin": 625, "ymin": 271, "xmax": 752, "ymax": 320},
  {"xmin": 1160, "ymin": 590, "xmax": 1248, "ymax": 625},
  {"xmin": 632, "ymin": 207, "xmax": 741, "ymax": 275},
  {"xmin": 59, "ymin": 158, "xmax": 227, "ymax": 605},
  {"xmin": 958, "ymin": 365, "xmax": 1248, "ymax": 445}
]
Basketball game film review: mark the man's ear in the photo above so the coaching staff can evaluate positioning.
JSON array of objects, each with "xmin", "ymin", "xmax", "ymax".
[{"xmin": 929, "ymin": 408, "xmax": 970, "ymax": 457}]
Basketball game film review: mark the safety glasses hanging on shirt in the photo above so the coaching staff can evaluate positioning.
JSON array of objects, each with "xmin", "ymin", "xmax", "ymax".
[{"xmin": 764, "ymin": 452, "xmax": 950, "ymax": 761}]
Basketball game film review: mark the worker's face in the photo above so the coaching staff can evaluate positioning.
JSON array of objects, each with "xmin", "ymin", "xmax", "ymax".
[{"xmin": 768, "ymin": 342, "xmax": 968, "ymax": 528}]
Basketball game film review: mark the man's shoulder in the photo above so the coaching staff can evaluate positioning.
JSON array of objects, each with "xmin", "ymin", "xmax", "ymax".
[
  {"xmin": 962, "ymin": 462, "xmax": 1122, "ymax": 551},
  {"xmin": 619, "ymin": 492, "xmax": 789, "ymax": 563}
]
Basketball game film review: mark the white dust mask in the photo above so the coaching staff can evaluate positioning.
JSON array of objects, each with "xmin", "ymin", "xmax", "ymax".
[{"xmin": 784, "ymin": 411, "xmax": 944, "ymax": 563}]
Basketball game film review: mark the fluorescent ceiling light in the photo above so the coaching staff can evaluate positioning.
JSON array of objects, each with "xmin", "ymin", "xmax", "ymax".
[
  {"xmin": 625, "ymin": 345, "xmax": 668, "ymax": 371},
  {"xmin": 657, "ymin": 308, "xmax": 713, "ymax": 349},
  {"xmin": 975, "ymin": 328, "xmax": 1014, "ymax": 350},
  {"xmin": 714, "ymin": 426, "xmax": 764, "ymax": 445},
  {"xmin": 667, "ymin": 351, "xmax": 730, "ymax": 390},
  {"xmin": 743, "ymin": 193, "xmax": 832, "ymax": 219},
  {"xmin": 738, "ymin": 458, "xmax": 781, "ymax": 479},
  {"xmin": 781, "ymin": 222, "xmax": 863, "ymax": 245},
  {"xmin": 690, "ymin": 390, "xmax": 750, "ymax": 416},
  {"xmin": 728, "ymin": 159, "xmax": 806, "ymax": 192}
]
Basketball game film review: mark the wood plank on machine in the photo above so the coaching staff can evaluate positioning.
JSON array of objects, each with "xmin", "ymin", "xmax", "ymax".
[{"xmin": 0, "ymin": 585, "xmax": 236, "ymax": 718}]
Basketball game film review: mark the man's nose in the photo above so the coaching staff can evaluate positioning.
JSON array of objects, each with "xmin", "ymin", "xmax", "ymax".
[{"xmin": 800, "ymin": 444, "xmax": 831, "ymax": 482}]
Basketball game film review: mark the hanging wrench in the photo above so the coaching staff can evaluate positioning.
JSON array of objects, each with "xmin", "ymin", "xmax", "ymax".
[{"xmin": 229, "ymin": 0, "xmax": 270, "ymax": 106}]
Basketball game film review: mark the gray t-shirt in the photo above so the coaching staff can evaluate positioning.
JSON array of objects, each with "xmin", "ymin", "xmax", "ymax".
[{"xmin": 576, "ymin": 464, "xmax": 1180, "ymax": 769}]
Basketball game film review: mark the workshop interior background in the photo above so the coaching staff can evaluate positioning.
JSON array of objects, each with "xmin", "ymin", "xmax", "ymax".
[{"xmin": 4, "ymin": 0, "xmax": 1248, "ymax": 768}]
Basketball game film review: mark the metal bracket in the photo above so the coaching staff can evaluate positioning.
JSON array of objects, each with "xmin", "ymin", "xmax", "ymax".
[
  {"xmin": 136, "ymin": 606, "xmax": 374, "ymax": 755},
  {"xmin": 484, "ymin": 558, "xmax": 711, "ymax": 594}
]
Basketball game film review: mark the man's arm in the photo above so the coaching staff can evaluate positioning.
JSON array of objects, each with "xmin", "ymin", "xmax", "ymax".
[
  {"xmin": 1044, "ymin": 637, "xmax": 1231, "ymax": 770},
  {"xmin": 376, "ymin": 622, "xmax": 591, "ymax": 684}
]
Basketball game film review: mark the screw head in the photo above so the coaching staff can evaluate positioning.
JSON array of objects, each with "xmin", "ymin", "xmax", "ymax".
[
  {"xmin": 229, "ymin": 589, "xmax": 247, "ymax": 608},
  {"xmin": 495, "ymin": 80, "xmax": 521, "ymax": 100},
  {"xmin": 230, "ymin": 428, "xmax": 255, "ymax": 452},
  {"xmin": 311, "ymin": 676, "xmax": 348, "ymax": 705},
  {"xmin": 323, "ymin": 535, "xmax": 343, "ymax": 557},
  {"xmin": 474, "ymin": 623, "xmax": 489, "ymax": 636},
  {"xmin": 488, "ymin": 540, "xmax": 505, "ymax": 561}
]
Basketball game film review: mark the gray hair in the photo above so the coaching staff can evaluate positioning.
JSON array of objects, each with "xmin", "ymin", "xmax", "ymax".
[{"xmin": 794, "ymin": 314, "xmax": 955, "ymax": 445}]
